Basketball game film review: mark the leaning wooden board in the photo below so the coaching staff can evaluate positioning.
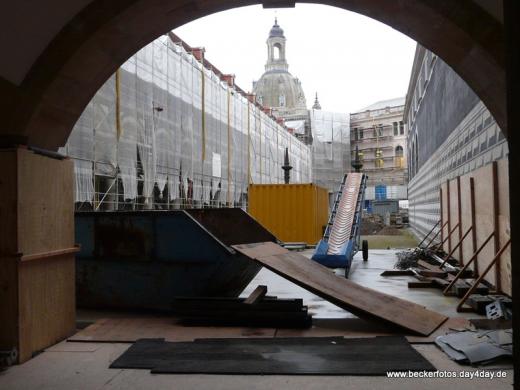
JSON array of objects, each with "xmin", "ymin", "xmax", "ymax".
[{"xmin": 233, "ymin": 242, "xmax": 448, "ymax": 336}]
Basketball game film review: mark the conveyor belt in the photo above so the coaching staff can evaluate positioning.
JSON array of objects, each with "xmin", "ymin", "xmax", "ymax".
[{"xmin": 327, "ymin": 173, "xmax": 363, "ymax": 255}]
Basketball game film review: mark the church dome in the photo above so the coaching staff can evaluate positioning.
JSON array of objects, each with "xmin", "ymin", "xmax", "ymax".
[
  {"xmin": 269, "ymin": 18, "xmax": 284, "ymax": 38},
  {"xmin": 253, "ymin": 71, "xmax": 307, "ymax": 110},
  {"xmin": 253, "ymin": 19, "xmax": 307, "ymax": 111}
]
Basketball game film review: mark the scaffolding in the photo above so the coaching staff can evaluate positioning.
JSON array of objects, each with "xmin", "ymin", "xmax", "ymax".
[
  {"xmin": 310, "ymin": 109, "xmax": 351, "ymax": 201},
  {"xmin": 60, "ymin": 34, "xmax": 312, "ymax": 210}
]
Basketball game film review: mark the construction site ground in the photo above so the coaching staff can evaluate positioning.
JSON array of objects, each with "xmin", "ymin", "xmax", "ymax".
[
  {"xmin": 0, "ymin": 250, "xmax": 512, "ymax": 389},
  {"xmin": 362, "ymin": 228, "xmax": 419, "ymax": 249}
]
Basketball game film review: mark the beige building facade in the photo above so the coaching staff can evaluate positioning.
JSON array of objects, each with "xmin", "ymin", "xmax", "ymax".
[{"xmin": 350, "ymin": 98, "xmax": 408, "ymax": 201}]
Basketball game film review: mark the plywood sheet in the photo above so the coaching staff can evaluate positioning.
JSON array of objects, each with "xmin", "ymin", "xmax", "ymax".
[
  {"xmin": 459, "ymin": 175, "xmax": 475, "ymax": 272},
  {"xmin": 17, "ymin": 149, "xmax": 74, "ymax": 255},
  {"xmin": 233, "ymin": 242, "xmax": 448, "ymax": 336},
  {"xmin": 440, "ymin": 182, "xmax": 449, "ymax": 252},
  {"xmin": 497, "ymin": 159, "xmax": 511, "ymax": 295},
  {"xmin": 440, "ymin": 160, "xmax": 511, "ymax": 295},
  {"xmin": 472, "ymin": 164, "xmax": 495, "ymax": 285},
  {"xmin": 18, "ymin": 256, "xmax": 76, "ymax": 362},
  {"xmin": 69, "ymin": 317, "xmax": 276, "ymax": 343},
  {"xmin": 448, "ymin": 178, "xmax": 460, "ymax": 257},
  {"xmin": 0, "ymin": 149, "xmax": 76, "ymax": 362}
]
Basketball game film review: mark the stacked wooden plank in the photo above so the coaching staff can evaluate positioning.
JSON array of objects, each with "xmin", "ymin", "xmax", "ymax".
[
  {"xmin": 387, "ymin": 252, "xmax": 490, "ymax": 298},
  {"xmin": 171, "ymin": 286, "xmax": 312, "ymax": 329},
  {"xmin": 233, "ymin": 242, "xmax": 448, "ymax": 336}
]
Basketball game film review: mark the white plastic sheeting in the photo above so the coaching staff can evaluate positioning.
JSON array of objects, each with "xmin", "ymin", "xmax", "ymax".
[
  {"xmin": 310, "ymin": 110, "xmax": 350, "ymax": 194},
  {"xmin": 64, "ymin": 34, "xmax": 312, "ymax": 207},
  {"xmin": 285, "ymin": 119, "xmax": 306, "ymax": 135}
]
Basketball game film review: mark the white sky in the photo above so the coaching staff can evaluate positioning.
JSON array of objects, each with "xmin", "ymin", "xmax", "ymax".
[{"xmin": 175, "ymin": 4, "xmax": 417, "ymax": 114}]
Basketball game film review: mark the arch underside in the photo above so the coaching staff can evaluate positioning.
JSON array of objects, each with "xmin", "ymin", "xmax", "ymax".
[{"xmin": 0, "ymin": 0, "xmax": 505, "ymax": 150}]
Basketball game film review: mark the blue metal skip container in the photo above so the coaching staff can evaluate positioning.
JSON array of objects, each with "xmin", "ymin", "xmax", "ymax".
[{"xmin": 75, "ymin": 208, "xmax": 277, "ymax": 311}]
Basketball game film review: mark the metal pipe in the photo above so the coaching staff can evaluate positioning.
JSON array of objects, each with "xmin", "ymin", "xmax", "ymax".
[
  {"xmin": 417, "ymin": 220, "xmax": 440, "ymax": 249},
  {"xmin": 424, "ymin": 220, "xmax": 449, "ymax": 249},
  {"xmin": 456, "ymin": 238, "xmax": 511, "ymax": 311},
  {"xmin": 434, "ymin": 222, "xmax": 460, "ymax": 251},
  {"xmin": 442, "ymin": 231, "xmax": 495, "ymax": 294},
  {"xmin": 439, "ymin": 225, "xmax": 473, "ymax": 268}
]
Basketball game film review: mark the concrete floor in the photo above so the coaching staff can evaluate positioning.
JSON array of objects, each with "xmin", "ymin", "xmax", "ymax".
[
  {"xmin": 0, "ymin": 250, "xmax": 514, "ymax": 389},
  {"xmin": 242, "ymin": 249, "xmax": 485, "ymax": 319}
]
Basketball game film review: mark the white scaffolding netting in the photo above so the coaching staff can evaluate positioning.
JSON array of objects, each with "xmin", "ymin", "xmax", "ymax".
[
  {"xmin": 310, "ymin": 109, "xmax": 351, "ymax": 196},
  {"xmin": 64, "ymin": 34, "xmax": 312, "ymax": 209}
]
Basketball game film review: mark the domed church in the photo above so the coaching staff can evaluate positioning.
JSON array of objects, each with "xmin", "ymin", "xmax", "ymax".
[{"xmin": 253, "ymin": 19, "xmax": 312, "ymax": 144}]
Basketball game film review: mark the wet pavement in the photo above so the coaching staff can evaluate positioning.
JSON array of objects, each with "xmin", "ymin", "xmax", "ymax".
[
  {"xmin": 1, "ymin": 249, "xmax": 513, "ymax": 390},
  {"xmin": 241, "ymin": 249, "xmax": 483, "ymax": 319}
]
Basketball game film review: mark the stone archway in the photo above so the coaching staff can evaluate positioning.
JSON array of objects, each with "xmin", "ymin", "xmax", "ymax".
[
  {"xmin": 0, "ymin": 0, "xmax": 517, "ymax": 382},
  {"xmin": 0, "ymin": 0, "xmax": 505, "ymax": 150}
]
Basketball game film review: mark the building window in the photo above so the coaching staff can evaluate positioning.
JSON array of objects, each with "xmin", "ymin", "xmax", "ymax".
[
  {"xmin": 393, "ymin": 122, "xmax": 398, "ymax": 136},
  {"xmin": 399, "ymin": 121, "xmax": 405, "ymax": 135},
  {"xmin": 257, "ymin": 95, "xmax": 263, "ymax": 105},
  {"xmin": 375, "ymin": 148, "xmax": 384, "ymax": 168},
  {"xmin": 353, "ymin": 127, "xmax": 359, "ymax": 141},
  {"xmin": 273, "ymin": 43, "xmax": 282, "ymax": 60},
  {"xmin": 358, "ymin": 128, "xmax": 364, "ymax": 139},
  {"xmin": 395, "ymin": 145, "xmax": 404, "ymax": 168},
  {"xmin": 373, "ymin": 125, "xmax": 383, "ymax": 138},
  {"xmin": 279, "ymin": 94, "xmax": 285, "ymax": 107}
]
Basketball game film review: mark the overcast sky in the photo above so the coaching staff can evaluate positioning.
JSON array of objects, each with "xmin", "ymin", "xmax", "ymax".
[{"xmin": 175, "ymin": 4, "xmax": 417, "ymax": 114}]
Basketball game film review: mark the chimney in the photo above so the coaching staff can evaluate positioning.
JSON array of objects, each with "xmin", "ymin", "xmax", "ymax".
[
  {"xmin": 221, "ymin": 74, "xmax": 235, "ymax": 87},
  {"xmin": 191, "ymin": 47, "xmax": 205, "ymax": 62}
]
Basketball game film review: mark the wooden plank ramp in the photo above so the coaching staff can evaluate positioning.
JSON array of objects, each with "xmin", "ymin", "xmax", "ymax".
[{"xmin": 233, "ymin": 242, "xmax": 448, "ymax": 336}]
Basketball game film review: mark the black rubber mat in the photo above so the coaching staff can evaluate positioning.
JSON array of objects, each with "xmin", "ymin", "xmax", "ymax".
[{"xmin": 110, "ymin": 336, "xmax": 436, "ymax": 375}]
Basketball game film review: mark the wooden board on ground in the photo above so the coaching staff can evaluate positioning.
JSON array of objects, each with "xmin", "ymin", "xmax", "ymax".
[
  {"xmin": 68, "ymin": 315, "xmax": 464, "ymax": 345},
  {"xmin": 408, "ymin": 281, "xmax": 435, "ymax": 288},
  {"xmin": 380, "ymin": 270, "xmax": 414, "ymax": 276},
  {"xmin": 244, "ymin": 285, "xmax": 268, "ymax": 304},
  {"xmin": 68, "ymin": 317, "xmax": 276, "ymax": 343},
  {"xmin": 275, "ymin": 318, "xmax": 394, "ymax": 339},
  {"xmin": 233, "ymin": 242, "xmax": 448, "ymax": 336},
  {"xmin": 406, "ymin": 317, "xmax": 472, "ymax": 344},
  {"xmin": 276, "ymin": 317, "xmax": 470, "ymax": 344}
]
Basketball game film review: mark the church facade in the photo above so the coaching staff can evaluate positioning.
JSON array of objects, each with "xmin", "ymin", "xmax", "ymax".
[
  {"xmin": 253, "ymin": 19, "xmax": 313, "ymax": 145},
  {"xmin": 252, "ymin": 20, "xmax": 351, "ymax": 199}
]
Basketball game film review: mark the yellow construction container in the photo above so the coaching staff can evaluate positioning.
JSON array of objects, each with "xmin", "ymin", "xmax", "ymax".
[{"xmin": 248, "ymin": 183, "xmax": 329, "ymax": 245}]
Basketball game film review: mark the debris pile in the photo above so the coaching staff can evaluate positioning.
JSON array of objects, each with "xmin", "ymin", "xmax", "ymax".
[
  {"xmin": 378, "ymin": 226, "xmax": 403, "ymax": 236},
  {"xmin": 360, "ymin": 219, "xmax": 403, "ymax": 236},
  {"xmin": 436, "ymin": 327, "xmax": 513, "ymax": 365},
  {"xmin": 360, "ymin": 219, "xmax": 384, "ymax": 235},
  {"xmin": 394, "ymin": 249, "xmax": 423, "ymax": 270}
]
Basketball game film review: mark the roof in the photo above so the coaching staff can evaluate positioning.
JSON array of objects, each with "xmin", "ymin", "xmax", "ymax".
[
  {"xmin": 354, "ymin": 97, "xmax": 406, "ymax": 113},
  {"xmin": 269, "ymin": 18, "xmax": 284, "ymax": 38}
]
